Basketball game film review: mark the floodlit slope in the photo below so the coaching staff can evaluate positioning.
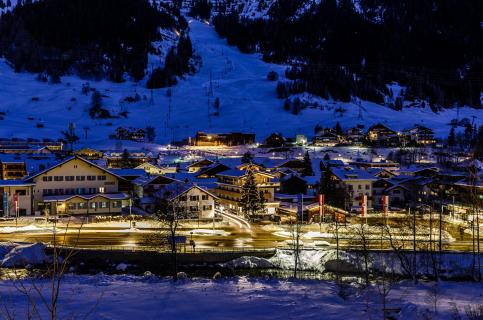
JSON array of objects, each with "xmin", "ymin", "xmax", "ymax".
[{"xmin": 0, "ymin": 20, "xmax": 481, "ymax": 146}]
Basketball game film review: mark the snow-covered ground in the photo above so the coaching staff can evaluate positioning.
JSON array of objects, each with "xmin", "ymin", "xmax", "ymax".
[
  {"xmin": 0, "ymin": 274, "xmax": 482, "ymax": 319},
  {"xmin": 0, "ymin": 20, "xmax": 481, "ymax": 148}
]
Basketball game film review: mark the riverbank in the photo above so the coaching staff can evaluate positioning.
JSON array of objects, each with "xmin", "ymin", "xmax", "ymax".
[{"xmin": 0, "ymin": 274, "xmax": 482, "ymax": 320}]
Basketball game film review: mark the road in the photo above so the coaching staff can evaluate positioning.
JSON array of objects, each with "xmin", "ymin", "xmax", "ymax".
[{"xmin": 0, "ymin": 214, "xmax": 481, "ymax": 252}]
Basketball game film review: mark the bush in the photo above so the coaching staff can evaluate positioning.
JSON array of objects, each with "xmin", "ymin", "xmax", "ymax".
[
  {"xmin": 267, "ymin": 71, "xmax": 279, "ymax": 81},
  {"xmin": 146, "ymin": 67, "xmax": 177, "ymax": 89}
]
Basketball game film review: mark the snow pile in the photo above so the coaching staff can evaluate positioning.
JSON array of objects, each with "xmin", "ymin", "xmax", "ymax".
[
  {"xmin": 0, "ymin": 242, "xmax": 17, "ymax": 259},
  {"xmin": 269, "ymin": 249, "xmax": 358, "ymax": 273},
  {"xmin": 220, "ymin": 248, "xmax": 483, "ymax": 279},
  {"xmin": 116, "ymin": 263, "xmax": 130, "ymax": 271},
  {"xmin": 221, "ymin": 256, "xmax": 274, "ymax": 269},
  {"xmin": 0, "ymin": 225, "xmax": 55, "ymax": 234},
  {"xmin": 1, "ymin": 242, "xmax": 48, "ymax": 267}
]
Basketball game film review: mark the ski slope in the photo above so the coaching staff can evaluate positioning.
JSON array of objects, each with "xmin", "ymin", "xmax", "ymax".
[{"xmin": 0, "ymin": 20, "xmax": 481, "ymax": 148}]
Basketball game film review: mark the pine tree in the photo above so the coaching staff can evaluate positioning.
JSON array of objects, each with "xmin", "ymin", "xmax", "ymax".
[
  {"xmin": 240, "ymin": 166, "xmax": 263, "ymax": 217},
  {"xmin": 448, "ymin": 127, "xmax": 456, "ymax": 147},
  {"xmin": 120, "ymin": 149, "xmax": 132, "ymax": 168},
  {"xmin": 146, "ymin": 126, "xmax": 156, "ymax": 143},
  {"xmin": 319, "ymin": 168, "xmax": 346, "ymax": 209},
  {"xmin": 241, "ymin": 151, "xmax": 254, "ymax": 164},
  {"xmin": 334, "ymin": 121, "xmax": 343, "ymax": 136},
  {"xmin": 473, "ymin": 125, "xmax": 483, "ymax": 160},
  {"xmin": 302, "ymin": 151, "xmax": 313, "ymax": 176}
]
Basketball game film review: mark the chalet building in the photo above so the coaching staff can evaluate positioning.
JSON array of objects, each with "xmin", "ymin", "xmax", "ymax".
[
  {"xmin": 135, "ymin": 162, "xmax": 173, "ymax": 175},
  {"xmin": 372, "ymin": 178, "xmax": 394, "ymax": 208},
  {"xmin": 276, "ymin": 159, "xmax": 307, "ymax": 174},
  {"xmin": 0, "ymin": 156, "xmax": 27, "ymax": 180},
  {"xmin": 113, "ymin": 127, "xmax": 146, "ymax": 142},
  {"xmin": 312, "ymin": 132, "xmax": 340, "ymax": 147},
  {"xmin": 330, "ymin": 167, "xmax": 377, "ymax": 211},
  {"xmin": 155, "ymin": 183, "xmax": 218, "ymax": 219},
  {"xmin": 187, "ymin": 159, "xmax": 215, "ymax": 173},
  {"xmin": 0, "ymin": 180, "xmax": 35, "ymax": 216},
  {"xmin": 133, "ymin": 175, "xmax": 178, "ymax": 199},
  {"xmin": 349, "ymin": 159, "xmax": 400, "ymax": 172},
  {"xmin": 105, "ymin": 152, "xmax": 151, "ymax": 168},
  {"xmin": 237, "ymin": 162, "xmax": 267, "ymax": 172},
  {"xmin": 346, "ymin": 127, "xmax": 365, "ymax": 144},
  {"xmin": 215, "ymin": 169, "xmax": 280, "ymax": 216},
  {"xmin": 25, "ymin": 156, "xmax": 129, "ymax": 216},
  {"xmin": 194, "ymin": 132, "xmax": 255, "ymax": 147},
  {"xmin": 0, "ymin": 145, "xmax": 54, "ymax": 155},
  {"xmin": 403, "ymin": 125, "xmax": 436, "ymax": 145},
  {"xmin": 196, "ymin": 163, "xmax": 230, "ymax": 178},
  {"xmin": 74, "ymin": 148, "xmax": 104, "ymax": 160},
  {"xmin": 280, "ymin": 173, "xmax": 320, "ymax": 197},
  {"xmin": 263, "ymin": 133, "xmax": 286, "ymax": 148},
  {"xmin": 373, "ymin": 174, "xmax": 435, "ymax": 209},
  {"xmin": 367, "ymin": 123, "xmax": 400, "ymax": 146},
  {"xmin": 399, "ymin": 166, "xmax": 439, "ymax": 177},
  {"xmin": 0, "ymin": 139, "xmax": 63, "ymax": 153},
  {"xmin": 295, "ymin": 135, "xmax": 308, "ymax": 146},
  {"xmin": 366, "ymin": 168, "xmax": 397, "ymax": 179},
  {"xmin": 320, "ymin": 159, "xmax": 345, "ymax": 171},
  {"xmin": 280, "ymin": 174, "xmax": 307, "ymax": 195},
  {"xmin": 108, "ymin": 168, "xmax": 146, "ymax": 194}
]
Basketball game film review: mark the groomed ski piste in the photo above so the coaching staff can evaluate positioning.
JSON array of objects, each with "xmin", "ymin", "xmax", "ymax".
[{"xmin": 0, "ymin": 20, "xmax": 481, "ymax": 148}]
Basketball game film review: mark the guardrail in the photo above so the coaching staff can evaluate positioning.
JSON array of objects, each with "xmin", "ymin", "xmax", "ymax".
[{"xmin": 46, "ymin": 244, "xmax": 276, "ymax": 254}]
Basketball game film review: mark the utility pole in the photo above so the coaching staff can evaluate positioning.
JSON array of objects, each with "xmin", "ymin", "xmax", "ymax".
[
  {"xmin": 412, "ymin": 207, "xmax": 417, "ymax": 284},
  {"xmin": 477, "ymin": 212, "xmax": 481, "ymax": 282},
  {"xmin": 336, "ymin": 213, "xmax": 340, "ymax": 283},
  {"xmin": 439, "ymin": 205, "xmax": 443, "ymax": 254}
]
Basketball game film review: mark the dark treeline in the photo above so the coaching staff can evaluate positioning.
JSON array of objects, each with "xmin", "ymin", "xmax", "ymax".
[
  {"xmin": 213, "ymin": 0, "xmax": 483, "ymax": 108},
  {"xmin": 190, "ymin": 0, "xmax": 212, "ymax": 20},
  {"xmin": 146, "ymin": 35, "xmax": 194, "ymax": 89},
  {"xmin": 0, "ymin": 0, "xmax": 187, "ymax": 82}
]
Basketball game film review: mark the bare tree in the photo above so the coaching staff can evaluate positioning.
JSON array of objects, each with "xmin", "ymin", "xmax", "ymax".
[
  {"xmin": 5, "ymin": 216, "xmax": 102, "ymax": 319},
  {"xmin": 288, "ymin": 210, "xmax": 302, "ymax": 279},
  {"xmin": 151, "ymin": 188, "xmax": 189, "ymax": 281},
  {"xmin": 349, "ymin": 222, "xmax": 371, "ymax": 286}
]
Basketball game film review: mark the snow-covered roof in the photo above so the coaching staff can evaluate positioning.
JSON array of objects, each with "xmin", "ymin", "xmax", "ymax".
[
  {"xmin": 42, "ymin": 193, "xmax": 129, "ymax": 202},
  {"xmin": 331, "ymin": 167, "xmax": 378, "ymax": 181},
  {"xmin": 26, "ymin": 156, "xmax": 125, "ymax": 181},
  {"xmin": 156, "ymin": 182, "xmax": 218, "ymax": 201},
  {"xmin": 0, "ymin": 180, "xmax": 35, "ymax": 187},
  {"xmin": 108, "ymin": 168, "xmax": 146, "ymax": 177}
]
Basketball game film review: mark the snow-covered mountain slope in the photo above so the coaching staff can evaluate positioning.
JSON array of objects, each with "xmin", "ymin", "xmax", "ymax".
[{"xmin": 0, "ymin": 20, "xmax": 481, "ymax": 147}]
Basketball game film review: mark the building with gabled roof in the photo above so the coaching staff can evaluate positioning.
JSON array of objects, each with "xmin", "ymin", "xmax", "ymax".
[
  {"xmin": 155, "ymin": 182, "xmax": 218, "ymax": 218},
  {"xmin": 215, "ymin": 168, "xmax": 280, "ymax": 217},
  {"xmin": 25, "ymin": 156, "xmax": 129, "ymax": 216},
  {"xmin": 329, "ymin": 167, "xmax": 378, "ymax": 211}
]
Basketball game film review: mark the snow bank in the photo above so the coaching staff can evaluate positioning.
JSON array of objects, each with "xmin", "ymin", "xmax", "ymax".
[
  {"xmin": 1, "ymin": 243, "xmax": 48, "ymax": 268},
  {"xmin": 219, "ymin": 248, "xmax": 483, "ymax": 279},
  {"xmin": 116, "ymin": 263, "xmax": 130, "ymax": 271},
  {"xmin": 1, "ymin": 274, "xmax": 482, "ymax": 320},
  {"xmin": 0, "ymin": 225, "xmax": 55, "ymax": 234},
  {"xmin": 221, "ymin": 256, "xmax": 274, "ymax": 269}
]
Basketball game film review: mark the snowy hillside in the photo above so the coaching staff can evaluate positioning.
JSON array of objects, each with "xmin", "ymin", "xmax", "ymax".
[{"xmin": 0, "ymin": 20, "xmax": 481, "ymax": 147}]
